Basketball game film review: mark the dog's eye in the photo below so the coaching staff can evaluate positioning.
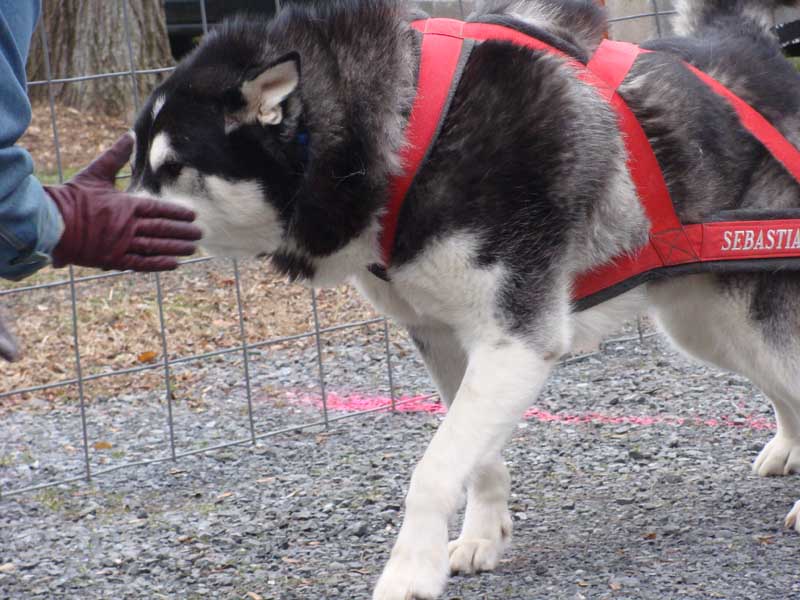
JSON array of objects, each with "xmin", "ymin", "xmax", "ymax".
[{"xmin": 160, "ymin": 161, "xmax": 183, "ymax": 180}]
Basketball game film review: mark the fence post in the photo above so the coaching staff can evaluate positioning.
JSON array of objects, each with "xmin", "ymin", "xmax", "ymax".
[
  {"xmin": 38, "ymin": 21, "xmax": 93, "ymax": 485},
  {"xmin": 233, "ymin": 260, "xmax": 257, "ymax": 444},
  {"xmin": 311, "ymin": 289, "xmax": 329, "ymax": 428},
  {"xmin": 383, "ymin": 319, "xmax": 396, "ymax": 411},
  {"xmin": 651, "ymin": 0, "xmax": 663, "ymax": 38},
  {"xmin": 121, "ymin": 0, "xmax": 178, "ymax": 460}
]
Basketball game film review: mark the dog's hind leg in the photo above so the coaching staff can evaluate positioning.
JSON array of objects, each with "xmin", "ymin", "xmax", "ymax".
[
  {"xmin": 786, "ymin": 500, "xmax": 800, "ymax": 533},
  {"xmin": 408, "ymin": 324, "xmax": 468, "ymax": 409},
  {"xmin": 447, "ymin": 455, "xmax": 513, "ymax": 574},
  {"xmin": 647, "ymin": 273, "xmax": 800, "ymax": 477},
  {"xmin": 752, "ymin": 384, "xmax": 800, "ymax": 476},
  {"xmin": 408, "ymin": 325, "xmax": 513, "ymax": 575}
]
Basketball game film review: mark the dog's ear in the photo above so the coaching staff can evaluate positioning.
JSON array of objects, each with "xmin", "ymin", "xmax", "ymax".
[{"xmin": 240, "ymin": 53, "xmax": 300, "ymax": 127}]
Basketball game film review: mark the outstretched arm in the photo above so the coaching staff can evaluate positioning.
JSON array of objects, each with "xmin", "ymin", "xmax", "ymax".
[{"xmin": 0, "ymin": 1, "xmax": 63, "ymax": 280}]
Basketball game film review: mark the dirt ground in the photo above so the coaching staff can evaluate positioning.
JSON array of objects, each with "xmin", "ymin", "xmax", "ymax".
[{"xmin": 20, "ymin": 102, "xmax": 130, "ymax": 181}]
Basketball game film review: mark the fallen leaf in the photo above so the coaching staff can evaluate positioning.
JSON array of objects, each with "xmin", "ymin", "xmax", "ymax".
[
  {"xmin": 644, "ymin": 532, "xmax": 657, "ymax": 540},
  {"xmin": 577, "ymin": 581, "xmax": 590, "ymax": 587},
  {"xmin": 757, "ymin": 535, "xmax": 775, "ymax": 545},
  {"xmin": 609, "ymin": 581, "xmax": 622, "ymax": 591},
  {"xmin": 137, "ymin": 351, "xmax": 158, "ymax": 363},
  {"xmin": 93, "ymin": 440, "xmax": 113, "ymax": 450},
  {"xmin": 0, "ymin": 563, "xmax": 15, "ymax": 573},
  {"xmin": 246, "ymin": 593, "xmax": 263, "ymax": 600}
]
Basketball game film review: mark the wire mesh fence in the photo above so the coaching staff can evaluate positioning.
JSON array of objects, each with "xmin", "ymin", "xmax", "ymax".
[{"xmin": 1, "ymin": 0, "xmax": 674, "ymax": 500}]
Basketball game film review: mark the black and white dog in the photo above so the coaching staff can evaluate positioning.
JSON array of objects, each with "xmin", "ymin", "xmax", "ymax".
[{"xmin": 130, "ymin": 1, "xmax": 800, "ymax": 598}]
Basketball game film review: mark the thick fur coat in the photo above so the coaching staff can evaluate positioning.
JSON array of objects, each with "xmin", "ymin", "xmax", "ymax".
[{"xmin": 130, "ymin": 1, "xmax": 800, "ymax": 598}]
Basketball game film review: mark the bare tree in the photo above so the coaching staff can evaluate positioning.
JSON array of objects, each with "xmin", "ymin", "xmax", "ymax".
[{"xmin": 27, "ymin": 0, "xmax": 174, "ymax": 117}]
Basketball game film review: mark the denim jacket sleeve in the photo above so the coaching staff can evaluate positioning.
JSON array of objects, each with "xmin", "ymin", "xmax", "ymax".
[{"xmin": 0, "ymin": 0, "xmax": 63, "ymax": 282}]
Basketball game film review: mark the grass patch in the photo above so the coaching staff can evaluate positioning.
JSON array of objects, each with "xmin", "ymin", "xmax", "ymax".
[{"xmin": 35, "ymin": 487, "xmax": 64, "ymax": 511}]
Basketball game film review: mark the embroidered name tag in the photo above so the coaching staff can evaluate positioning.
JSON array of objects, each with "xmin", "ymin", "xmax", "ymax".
[
  {"xmin": 699, "ymin": 221, "xmax": 800, "ymax": 261},
  {"xmin": 720, "ymin": 227, "xmax": 800, "ymax": 252}
]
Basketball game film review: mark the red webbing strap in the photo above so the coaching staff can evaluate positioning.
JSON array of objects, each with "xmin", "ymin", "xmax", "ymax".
[
  {"xmin": 585, "ymin": 41, "xmax": 684, "ymax": 233},
  {"xmin": 684, "ymin": 63, "xmax": 800, "ymax": 184},
  {"xmin": 573, "ymin": 40, "xmax": 697, "ymax": 301},
  {"xmin": 380, "ymin": 20, "xmax": 465, "ymax": 265}
]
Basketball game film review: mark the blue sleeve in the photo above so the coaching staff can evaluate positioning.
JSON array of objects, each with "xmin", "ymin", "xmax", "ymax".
[{"xmin": 0, "ymin": 0, "xmax": 63, "ymax": 282}]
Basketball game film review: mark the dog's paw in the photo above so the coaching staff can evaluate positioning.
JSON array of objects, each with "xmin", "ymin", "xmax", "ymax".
[
  {"xmin": 449, "ymin": 502, "xmax": 512, "ymax": 575},
  {"xmin": 448, "ymin": 537, "xmax": 506, "ymax": 574},
  {"xmin": 785, "ymin": 500, "xmax": 800, "ymax": 533},
  {"xmin": 753, "ymin": 435, "xmax": 800, "ymax": 476},
  {"xmin": 372, "ymin": 545, "xmax": 448, "ymax": 600}
]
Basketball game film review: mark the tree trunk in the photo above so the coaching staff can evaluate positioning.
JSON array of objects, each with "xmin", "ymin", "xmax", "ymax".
[{"xmin": 27, "ymin": 0, "xmax": 174, "ymax": 118}]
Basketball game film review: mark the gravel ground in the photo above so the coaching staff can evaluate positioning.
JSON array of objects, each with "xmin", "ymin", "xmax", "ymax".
[{"xmin": 2, "ymin": 322, "xmax": 800, "ymax": 600}]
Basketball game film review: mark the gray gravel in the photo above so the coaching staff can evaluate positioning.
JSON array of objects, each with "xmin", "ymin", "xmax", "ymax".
[{"xmin": 2, "ymin": 322, "xmax": 799, "ymax": 600}]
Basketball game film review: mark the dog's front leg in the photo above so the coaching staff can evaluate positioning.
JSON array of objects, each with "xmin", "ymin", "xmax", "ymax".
[
  {"xmin": 372, "ymin": 338, "xmax": 555, "ymax": 600},
  {"xmin": 409, "ymin": 324, "xmax": 514, "ymax": 576}
]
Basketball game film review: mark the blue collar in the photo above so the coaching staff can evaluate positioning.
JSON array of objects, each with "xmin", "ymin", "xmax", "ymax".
[{"xmin": 296, "ymin": 129, "xmax": 310, "ymax": 168}]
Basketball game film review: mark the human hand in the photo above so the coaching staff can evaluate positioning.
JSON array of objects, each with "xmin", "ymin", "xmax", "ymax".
[{"xmin": 45, "ymin": 134, "xmax": 202, "ymax": 272}]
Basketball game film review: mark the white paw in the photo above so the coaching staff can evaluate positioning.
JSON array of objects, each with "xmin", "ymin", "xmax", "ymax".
[
  {"xmin": 448, "ymin": 537, "xmax": 504, "ymax": 574},
  {"xmin": 753, "ymin": 435, "xmax": 800, "ymax": 476},
  {"xmin": 373, "ymin": 542, "xmax": 449, "ymax": 600},
  {"xmin": 448, "ymin": 508, "xmax": 512, "ymax": 575},
  {"xmin": 785, "ymin": 500, "xmax": 800, "ymax": 533}
]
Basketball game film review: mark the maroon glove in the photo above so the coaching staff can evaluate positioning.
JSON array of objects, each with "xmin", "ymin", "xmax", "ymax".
[{"xmin": 45, "ymin": 134, "xmax": 202, "ymax": 272}]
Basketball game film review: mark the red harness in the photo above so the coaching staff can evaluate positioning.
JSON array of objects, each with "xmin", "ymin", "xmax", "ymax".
[{"xmin": 379, "ymin": 18, "xmax": 800, "ymax": 309}]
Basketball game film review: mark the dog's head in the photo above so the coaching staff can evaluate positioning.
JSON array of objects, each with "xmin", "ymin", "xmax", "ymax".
[
  {"xmin": 130, "ymin": 19, "xmax": 311, "ymax": 262},
  {"xmin": 131, "ymin": 3, "xmax": 414, "ymax": 282}
]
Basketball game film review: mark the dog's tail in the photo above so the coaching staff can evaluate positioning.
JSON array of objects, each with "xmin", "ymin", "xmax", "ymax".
[{"xmin": 673, "ymin": 1, "xmax": 800, "ymax": 38}]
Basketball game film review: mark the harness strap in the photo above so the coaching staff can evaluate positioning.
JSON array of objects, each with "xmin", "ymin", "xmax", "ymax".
[
  {"xmin": 574, "ymin": 40, "xmax": 800, "ymax": 305},
  {"xmin": 573, "ymin": 40, "xmax": 698, "ymax": 301},
  {"xmin": 684, "ymin": 63, "xmax": 800, "ymax": 182},
  {"xmin": 380, "ymin": 18, "xmax": 615, "ymax": 265},
  {"xmin": 380, "ymin": 20, "xmax": 471, "ymax": 265},
  {"xmin": 380, "ymin": 19, "xmax": 800, "ymax": 308}
]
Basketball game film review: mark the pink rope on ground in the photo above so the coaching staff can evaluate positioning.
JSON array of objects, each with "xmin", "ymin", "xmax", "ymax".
[{"xmin": 284, "ymin": 391, "xmax": 776, "ymax": 431}]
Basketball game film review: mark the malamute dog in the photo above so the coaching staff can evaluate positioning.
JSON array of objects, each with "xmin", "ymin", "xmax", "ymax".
[{"xmin": 130, "ymin": 1, "xmax": 800, "ymax": 598}]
